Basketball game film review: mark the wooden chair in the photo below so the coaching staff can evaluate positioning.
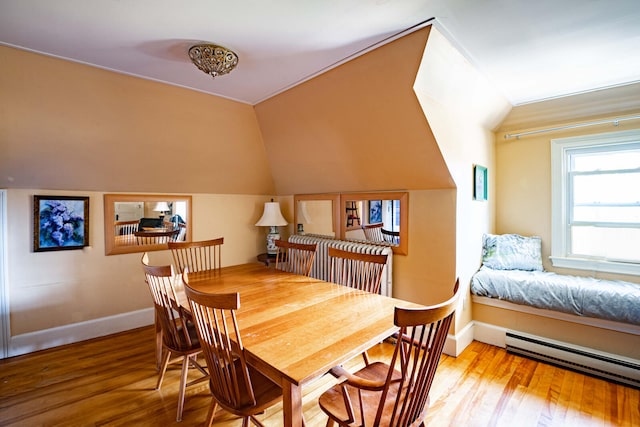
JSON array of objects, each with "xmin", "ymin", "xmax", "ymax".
[
  {"xmin": 114, "ymin": 220, "xmax": 139, "ymax": 235},
  {"xmin": 362, "ymin": 223, "xmax": 384, "ymax": 242},
  {"xmin": 141, "ymin": 259, "xmax": 208, "ymax": 422},
  {"xmin": 168, "ymin": 237, "xmax": 224, "ymax": 273},
  {"xmin": 274, "ymin": 239, "xmax": 318, "ymax": 276},
  {"xmin": 328, "ymin": 246, "xmax": 388, "ymax": 294},
  {"xmin": 183, "ymin": 270, "xmax": 284, "ymax": 427},
  {"xmin": 381, "ymin": 228, "xmax": 400, "ymax": 245},
  {"xmin": 319, "ymin": 279, "xmax": 461, "ymax": 427},
  {"xmin": 135, "ymin": 228, "xmax": 179, "ymax": 245},
  {"xmin": 114, "ymin": 220, "xmax": 139, "ymax": 245}
]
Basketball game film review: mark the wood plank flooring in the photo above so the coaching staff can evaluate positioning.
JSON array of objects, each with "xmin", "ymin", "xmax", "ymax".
[{"xmin": 0, "ymin": 326, "xmax": 638, "ymax": 426}]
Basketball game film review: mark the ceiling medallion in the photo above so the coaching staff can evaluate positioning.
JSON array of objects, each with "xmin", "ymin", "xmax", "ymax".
[{"xmin": 188, "ymin": 44, "xmax": 238, "ymax": 78}]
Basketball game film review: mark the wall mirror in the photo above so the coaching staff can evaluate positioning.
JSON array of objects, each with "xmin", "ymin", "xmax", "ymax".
[
  {"xmin": 293, "ymin": 193, "xmax": 341, "ymax": 238},
  {"xmin": 340, "ymin": 191, "xmax": 408, "ymax": 255},
  {"xmin": 104, "ymin": 194, "xmax": 192, "ymax": 255}
]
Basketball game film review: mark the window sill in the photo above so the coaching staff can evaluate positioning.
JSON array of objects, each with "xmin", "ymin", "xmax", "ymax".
[{"xmin": 550, "ymin": 256, "xmax": 640, "ymax": 276}]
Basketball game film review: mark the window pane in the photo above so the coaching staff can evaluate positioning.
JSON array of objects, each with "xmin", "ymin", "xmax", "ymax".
[
  {"xmin": 573, "ymin": 205, "xmax": 640, "ymax": 223},
  {"xmin": 394, "ymin": 200, "xmax": 400, "ymax": 228},
  {"xmin": 571, "ymin": 226, "xmax": 640, "ymax": 262},
  {"xmin": 573, "ymin": 172, "xmax": 640, "ymax": 205},
  {"xmin": 573, "ymin": 149, "xmax": 640, "ymax": 172}
]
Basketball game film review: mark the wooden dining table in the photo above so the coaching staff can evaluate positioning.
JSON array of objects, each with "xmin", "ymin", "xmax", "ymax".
[{"xmin": 177, "ymin": 263, "xmax": 423, "ymax": 427}]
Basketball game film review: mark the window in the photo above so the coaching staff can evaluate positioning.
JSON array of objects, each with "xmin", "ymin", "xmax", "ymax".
[{"xmin": 551, "ymin": 129, "xmax": 640, "ymax": 275}]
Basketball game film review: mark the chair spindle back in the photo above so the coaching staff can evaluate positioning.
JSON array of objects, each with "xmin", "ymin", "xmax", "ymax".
[
  {"xmin": 274, "ymin": 239, "xmax": 318, "ymax": 276},
  {"xmin": 362, "ymin": 223, "xmax": 385, "ymax": 242},
  {"xmin": 168, "ymin": 237, "xmax": 224, "ymax": 273},
  {"xmin": 328, "ymin": 246, "xmax": 388, "ymax": 294},
  {"xmin": 135, "ymin": 228, "xmax": 180, "ymax": 245},
  {"xmin": 142, "ymin": 263, "xmax": 196, "ymax": 353}
]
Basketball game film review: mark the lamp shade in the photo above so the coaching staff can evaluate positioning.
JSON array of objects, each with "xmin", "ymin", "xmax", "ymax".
[
  {"xmin": 153, "ymin": 202, "xmax": 170, "ymax": 212},
  {"xmin": 297, "ymin": 201, "xmax": 312, "ymax": 224},
  {"xmin": 255, "ymin": 202, "xmax": 288, "ymax": 227}
]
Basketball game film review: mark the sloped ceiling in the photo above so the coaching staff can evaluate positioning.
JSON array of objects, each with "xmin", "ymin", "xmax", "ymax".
[{"xmin": 255, "ymin": 27, "xmax": 455, "ymax": 196}]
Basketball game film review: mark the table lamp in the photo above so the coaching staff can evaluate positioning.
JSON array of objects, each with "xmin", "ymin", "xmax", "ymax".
[
  {"xmin": 153, "ymin": 201, "xmax": 171, "ymax": 220},
  {"xmin": 255, "ymin": 200, "xmax": 288, "ymax": 255},
  {"xmin": 296, "ymin": 201, "xmax": 312, "ymax": 234}
]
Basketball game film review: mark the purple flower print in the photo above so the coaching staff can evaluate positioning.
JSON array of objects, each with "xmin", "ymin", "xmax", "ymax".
[{"xmin": 39, "ymin": 199, "xmax": 86, "ymax": 248}]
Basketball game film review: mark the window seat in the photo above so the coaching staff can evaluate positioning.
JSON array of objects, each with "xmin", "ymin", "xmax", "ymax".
[
  {"xmin": 472, "ymin": 294, "xmax": 640, "ymax": 337},
  {"xmin": 471, "ymin": 266, "xmax": 640, "ymax": 327}
]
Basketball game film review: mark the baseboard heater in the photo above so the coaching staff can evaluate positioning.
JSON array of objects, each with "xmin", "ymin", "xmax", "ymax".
[{"xmin": 505, "ymin": 331, "xmax": 640, "ymax": 388}]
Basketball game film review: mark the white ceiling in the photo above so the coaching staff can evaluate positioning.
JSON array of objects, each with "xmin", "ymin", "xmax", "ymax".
[{"xmin": 2, "ymin": 0, "xmax": 640, "ymax": 106}]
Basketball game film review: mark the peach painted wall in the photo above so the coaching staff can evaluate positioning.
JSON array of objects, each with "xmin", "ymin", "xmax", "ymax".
[
  {"xmin": 254, "ymin": 27, "xmax": 455, "ymax": 196},
  {"xmin": 6, "ymin": 188, "xmax": 282, "ymax": 337},
  {"xmin": 0, "ymin": 45, "xmax": 273, "ymax": 195}
]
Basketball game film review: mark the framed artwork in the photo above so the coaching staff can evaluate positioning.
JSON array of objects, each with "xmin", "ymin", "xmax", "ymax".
[
  {"xmin": 474, "ymin": 165, "xmax": 488, "ymax": 201},
  {"xmin": 34, "ymin": 195, "xmax": 89, "ymax": 252},
  {"xmin": 369, "ymin": 200, "xmax": 382, "ymax": 223}
]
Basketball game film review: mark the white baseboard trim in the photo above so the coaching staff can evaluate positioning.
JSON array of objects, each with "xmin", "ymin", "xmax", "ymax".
[
  {"xmin": 472, "ymin": 321, "xmax": 508, "ymax": 348},
  {"xmin": 8, "ymin": 308, "xmax": 154, "ymax": 358},
  {"xmin": 444, "ymin": 320, "xmax": 476, "ymax": 357}
]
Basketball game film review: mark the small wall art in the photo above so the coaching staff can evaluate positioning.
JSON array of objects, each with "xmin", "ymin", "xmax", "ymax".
[
  {"xmin": 34, "ymin": 195, "xmax": 89, "ymax": 252},
  {"xmin": 369, "ymin": 200, "xmax": 382, "ymax": 223},
  {"xmin": 474, "ymin": 165, "xmax": 488, "ymax": 201}
]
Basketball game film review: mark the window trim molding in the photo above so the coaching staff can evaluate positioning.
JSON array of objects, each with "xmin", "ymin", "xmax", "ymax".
[{"xmin": 551, "ymin": 129, "xmax": 640, "ymax": 276}]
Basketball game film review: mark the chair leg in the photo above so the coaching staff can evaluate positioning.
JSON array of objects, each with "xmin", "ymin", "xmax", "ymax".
[
  {"xmin": 248, "ymin": 415, "xmax": 266, "ymax": 427},
  {"xmin": 176, "ymin": 355, "xmax": 190, "ymax": 422},
  {"xmin": 155, "ymin": 314, "xmax": 162, "ymax": 370},
  {"xmin": 205, "ymin": 400, "xmax": 218, "ymax": 427},
  {"xmin": 326, "ymin": 418, "xmax": 335, "ymax": 427},
  {"xmin": 188, "ymin": 355, "xmax": 208, "ymax": 378},
  {"xmin": 156, "ymin": 348, "xmax": 171, "ymax": 390}
]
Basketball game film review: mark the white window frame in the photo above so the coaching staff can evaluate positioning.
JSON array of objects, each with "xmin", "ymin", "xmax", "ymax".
[{"xmin": 551, "ymin": 129, "xmax": 640, "ymax": 275}]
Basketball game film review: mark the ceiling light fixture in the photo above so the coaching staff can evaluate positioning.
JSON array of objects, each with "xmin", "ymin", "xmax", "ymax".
[{"xmin": 188, "ymin": 44, "xmax": 238, "ymax": 78}]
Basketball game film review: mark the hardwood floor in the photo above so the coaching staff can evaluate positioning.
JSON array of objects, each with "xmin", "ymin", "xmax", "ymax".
[{"xmin": 0, "ymin": 326, "xmax": 638, "ymax": 426}]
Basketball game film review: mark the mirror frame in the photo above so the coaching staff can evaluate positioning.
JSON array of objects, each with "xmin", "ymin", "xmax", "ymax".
[
  {"xmin": 340, "ymin": 191, "xmax": 408, "ymax": 255},
  {"xmin": 293, "ymin": 193, "xmax": 341, "ymax": 238},
  {"xmin": 104, "ymin": 193, "xmax": 192, "ymax": 255}
]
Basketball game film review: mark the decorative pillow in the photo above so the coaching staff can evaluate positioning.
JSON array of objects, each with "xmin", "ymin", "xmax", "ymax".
[{"xmin": 482, "ymin": 233, "xmax": 543, "ymax": 271}]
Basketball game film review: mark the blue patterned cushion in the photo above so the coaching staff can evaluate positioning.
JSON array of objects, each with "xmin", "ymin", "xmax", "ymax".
[{"xmin": 482, "ymin": 234, "xmax": 543, "ymax": 271}]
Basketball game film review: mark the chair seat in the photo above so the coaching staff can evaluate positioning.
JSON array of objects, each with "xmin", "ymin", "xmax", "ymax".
[
  {"xmin": 171, "ymin": 321, "xmax": 200, "ymax": 352},
  {"xmin": 213, "ymin": 358, "xmax": 283, "ymax": 415},
  {"xmin": 319, "ymin": 362, "xmax": 422, "ymax": 426}
]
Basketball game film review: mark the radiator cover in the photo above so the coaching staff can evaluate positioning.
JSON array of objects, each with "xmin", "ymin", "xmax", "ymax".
[
  {"xmin": 289, "ymin": 234, "xmax": 393, "ymax": 297},
  {"xmin": 505, "ymin": 331, "xmax": 640, "ymax": 388}
]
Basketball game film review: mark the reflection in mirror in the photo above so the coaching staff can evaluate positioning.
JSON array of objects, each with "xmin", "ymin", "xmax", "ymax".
[
  {"xmin": 341, "ymin": 192, "xmax": 408, "ymax": 255},
  {"xmin": 293, "ymin": 194, "xmax": 340, "ymax": 238},
  {"xmin": 104, "ymin": 194, "xmax": 192, "ymax": 255}
]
